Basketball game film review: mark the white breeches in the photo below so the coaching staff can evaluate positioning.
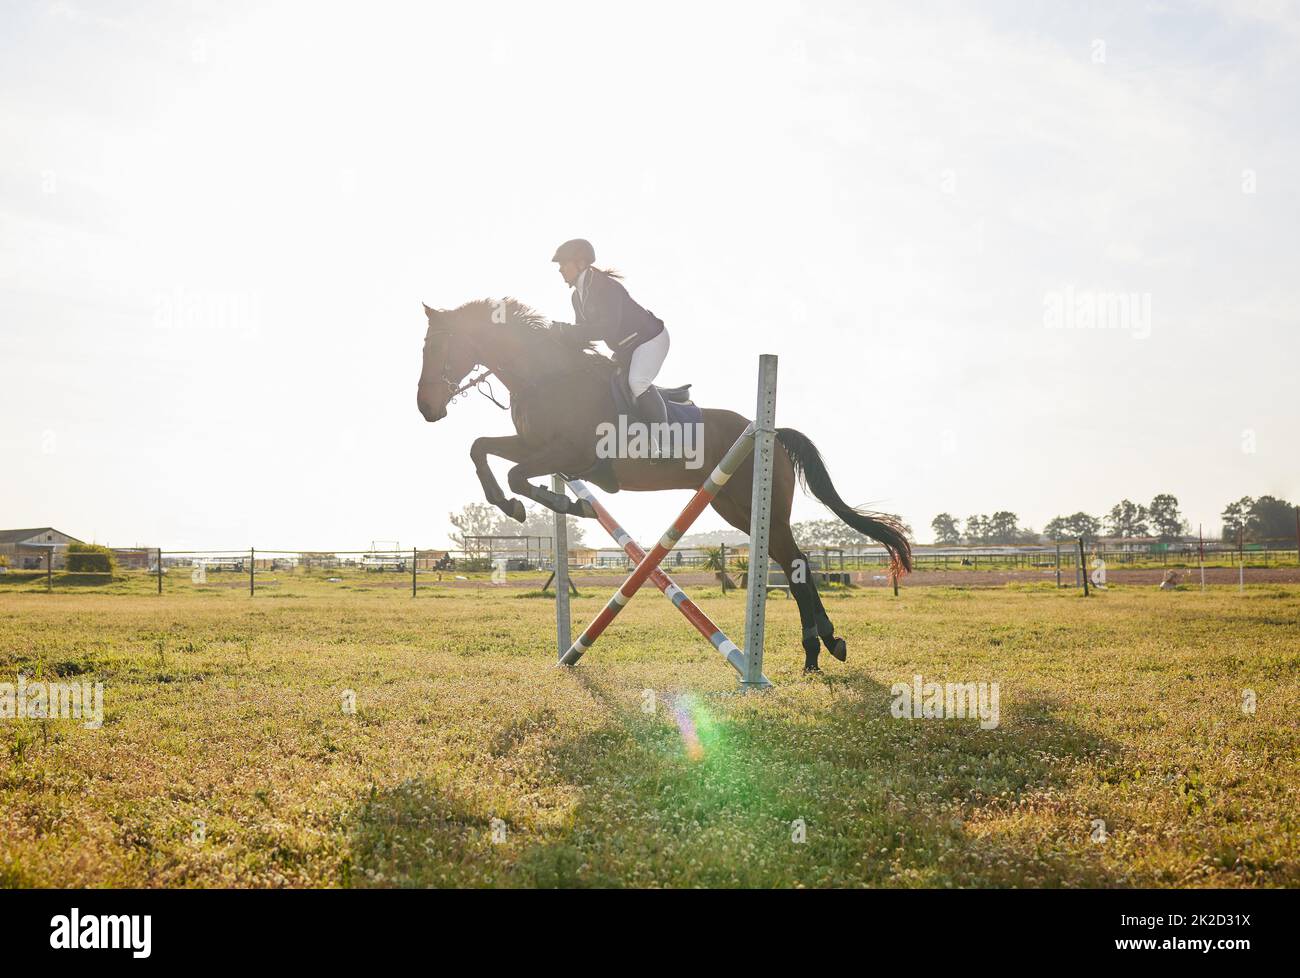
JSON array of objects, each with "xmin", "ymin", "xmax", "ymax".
[{"xmin": 626, "ymin": 328, "xmax": 670, "ymax": 397}]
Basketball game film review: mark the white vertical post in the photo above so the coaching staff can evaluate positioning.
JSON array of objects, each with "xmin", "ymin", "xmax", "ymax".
[
  {"xmin": 552, "ymin": 475, "xmax": 571, "ymax": 659},
  {"xmin": 742, "ymin": 354, "xmax": 778, "ymax": 689},
  {"xmin": 1198, "ymin": 524, "xmax": 1205, "ymax": 591}
]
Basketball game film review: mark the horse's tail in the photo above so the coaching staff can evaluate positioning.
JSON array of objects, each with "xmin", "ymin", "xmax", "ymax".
[{"xmin": 775, "ymin": 427, "xmax": 913, "ymax": 577}]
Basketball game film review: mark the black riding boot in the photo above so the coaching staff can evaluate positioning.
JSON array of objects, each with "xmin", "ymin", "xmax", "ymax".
[{"xmin": 634, "ymin": 388, "xmax": 671, "ymax": 460}]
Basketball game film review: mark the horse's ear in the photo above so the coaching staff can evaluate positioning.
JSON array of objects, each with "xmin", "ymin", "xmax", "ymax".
[{"xmin": 422, "ymin": 303, "xmax": 435, "ymax": 317}]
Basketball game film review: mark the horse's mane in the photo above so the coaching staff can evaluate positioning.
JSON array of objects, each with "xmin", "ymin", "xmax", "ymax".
[{"xmin": 442, "ymin": 298, "xmax": 613, "ymax": 380}]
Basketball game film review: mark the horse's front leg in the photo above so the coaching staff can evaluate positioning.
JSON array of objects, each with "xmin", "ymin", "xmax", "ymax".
[
  {"xmin": 469, "ymin": 435, "xmax": 533, "ymax": 523},
  {"xmin": 506, "ymin": 450, "xmax": 598, "ymax": 520}
]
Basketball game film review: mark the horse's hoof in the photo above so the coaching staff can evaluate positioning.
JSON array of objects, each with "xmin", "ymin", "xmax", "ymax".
[
  {"xmin": 506, "ymin": 499, "xmax": 526, "ymax": 523},
  {"xmin": 802, "ymin": 664, "xmax": 821, "ymax": 674},
  {"xmin": 573, "ymin": 498, "xmax": 598, "ymax": 520},
  {"xmin": 829, "ymin": 637, "xmax": 847, "ymax": 662}
]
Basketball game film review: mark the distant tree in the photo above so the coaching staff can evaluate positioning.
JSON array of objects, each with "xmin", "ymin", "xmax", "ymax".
[
  {"xmin": 1071, "ymin": 512, "xmax": 1102, "ymax": 543},
  {"xmin": 988, "ymin": 511, "xmax": 1020, "ymax": 544},
  {"xmin": 1220, "ymin": 496, "xmax": 1252, "ymax": 540},
  {"xmin": 66, "ymin": 542, "xmax": 116, "ymax": 573},
  {"xmin": 1148, "ymin": 493, "xmax": 1186, "ymax": 541},
  {"xmin": 791, "ymin": 518, "xmax": 854, "ymax": 547},
  {"xmin": 450, "ymin": 501, "xmax": 589, "ymax": 554},
  {"xmin": 890, "ymin": 515, "xmax": 915, "ymax": 542},
  {"xmin": 512, "ymin": 506, "xmax": 587, "ymax": 548},
  {"xmin": 1104, "ymin": 499, "xmax": 1150, "ymax": 538},
  {"xmin": 965, "ymin": 514, "xmax": 990, "ymax": 544},
  {"xmin": 1074, "ymin": 512, "xmax": 1103, "ymax": 542},
  {"xmin": 792, "ymin": 516, "xmax": 911, "ymax": 547},
  {"xmin": 448, "ymin": 503, "xmax": 501, "ymax": 548},
  {"xmin": 1016, "ymin": 526, "xmax": 1044, "ymax": 545},
  {"xmin": 1045, "ymin": 512, "xmax": 1101, "ymax": 543},
  {"xmin": 702, "ymin": 546, "xmax": 737, "ymax": 587},
  {"xmin": 931, "ymin": 513, "xmax": 962, "ymax": 545},
  {"xmin": 1247, "ymin": 495, "xmax": 1297, "ymax": 542}
]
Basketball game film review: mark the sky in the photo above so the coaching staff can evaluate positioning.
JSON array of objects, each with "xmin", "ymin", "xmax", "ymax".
[{"xmin": 2, "ymin": 0, "xmax": 1297, "ymax": 551}]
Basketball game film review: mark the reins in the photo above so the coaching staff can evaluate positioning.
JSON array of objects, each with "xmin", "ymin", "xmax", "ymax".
[
  {"xmin": 427, "ymin": 328, "xmax": 511, "ymax": 411},
  {"xmin": 448, "ymin": 368, "xmax": 509, "ymax": 411}
]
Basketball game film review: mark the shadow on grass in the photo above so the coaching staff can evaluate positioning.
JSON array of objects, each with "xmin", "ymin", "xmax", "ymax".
[{"xmin": 345, "ymin": 667, "xmax": 1122, "ymax": 888}]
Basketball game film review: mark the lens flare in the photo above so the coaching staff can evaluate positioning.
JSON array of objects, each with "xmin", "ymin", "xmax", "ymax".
[{"xmin": 669, "ymin": 693, "xmax": 713, "ymax": 762}]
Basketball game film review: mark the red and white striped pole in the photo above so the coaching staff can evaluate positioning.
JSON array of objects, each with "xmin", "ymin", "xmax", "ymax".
[
  {"xmin": 567, "ymin": 478, "xmax": 747, "ymax": 676},
  {"xmin": 559, "ymin": 423, "xmax": 756, "ymax": 666}
]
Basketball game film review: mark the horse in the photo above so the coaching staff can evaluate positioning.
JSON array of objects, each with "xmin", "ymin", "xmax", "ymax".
[{"xmin": 416, "ymin": 298, "xmax": 911, "ymax": 672}]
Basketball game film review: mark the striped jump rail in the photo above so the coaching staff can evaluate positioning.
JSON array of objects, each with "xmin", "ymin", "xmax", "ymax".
[
  {"xmin": 558, "ymin": 422, "xmax": 757, "ymax": 667},
  {"xmin": 566, "ymin": 478, "xmax": 746, "ymax": 676}
]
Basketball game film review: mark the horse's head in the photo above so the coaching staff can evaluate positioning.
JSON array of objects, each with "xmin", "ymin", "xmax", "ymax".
[
  {"xmin": 417, "ymin": 298, "xmax": 582, "ymax": 422},
  {"xmin": 416, "ymin": 303, "xmax": 477, "ymax": 422}
]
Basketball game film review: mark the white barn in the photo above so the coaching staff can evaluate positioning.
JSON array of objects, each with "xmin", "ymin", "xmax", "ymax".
[{"xmin": 0, "ymin": 527, "xmax": 83, "ymax": 570}]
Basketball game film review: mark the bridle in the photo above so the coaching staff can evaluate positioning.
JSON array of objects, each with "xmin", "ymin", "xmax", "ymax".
[
  {"xmin": 426, "ymin": 330, "xmax": 510, "ymax": 411},
  {"xmin": 448, "ymin": 368, "xmax": 508, "ymax": 410}
]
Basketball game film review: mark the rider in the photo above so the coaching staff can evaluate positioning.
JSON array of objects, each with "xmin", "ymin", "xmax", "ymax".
[{"xmin": 552, "ymin": 238, "xmax": 671, "ymax": 458}]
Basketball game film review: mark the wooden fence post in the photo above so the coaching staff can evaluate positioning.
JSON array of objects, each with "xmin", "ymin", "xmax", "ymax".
[{"xmin": 1078, "ymin": 538, "xmax": 1089, "ymax": 596}]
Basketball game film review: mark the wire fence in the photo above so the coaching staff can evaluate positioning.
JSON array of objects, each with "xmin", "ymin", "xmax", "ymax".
[{"xmin": 4, "ymin": 541, "xmax": 1298, "ymax": 594}]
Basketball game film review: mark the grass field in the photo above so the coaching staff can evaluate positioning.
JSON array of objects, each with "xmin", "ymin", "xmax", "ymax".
[{"xmin": 1, "ymin": 576, "xmax": 1297, "ymax": 887}]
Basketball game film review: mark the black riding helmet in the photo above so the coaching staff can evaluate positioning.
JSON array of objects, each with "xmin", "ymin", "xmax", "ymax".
[{"xmin": 552, "ymin": 238, "xmax": 595, "ymax": 265}]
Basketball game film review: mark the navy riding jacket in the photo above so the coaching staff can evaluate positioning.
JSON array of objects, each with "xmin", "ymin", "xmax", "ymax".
[{"xmin": 568, "ymin": 268, "xmax": 665, "ymax": 361}]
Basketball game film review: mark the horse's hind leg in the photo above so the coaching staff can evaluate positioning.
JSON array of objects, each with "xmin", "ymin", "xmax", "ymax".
[
  {"xmin": 807, "ymin": 572, "xmax": 847, "ymax": 661},
  {"xmin": 710, "ymin": 489, "xmax": 825, "ymax": 673},
  {"xmin": 708, "ymin": 442, "xmax": 833, "ymax": 672},
  {"xmin": 764, "ymin": 450, "xmax": 846, "ymax": 665},
  {"xmin": 769, "ymin": 524, "xmax": 839, "ymax": 671}
]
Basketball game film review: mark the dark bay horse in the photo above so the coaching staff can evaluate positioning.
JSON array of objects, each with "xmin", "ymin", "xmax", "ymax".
[{"xmin": 416, "ymin": 299, "xmax": 911, "ymax": 672}]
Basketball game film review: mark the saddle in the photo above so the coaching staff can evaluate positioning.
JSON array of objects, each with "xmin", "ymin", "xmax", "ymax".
[
  {"xmin": 609, "ymin": 370, "xmax": 699, "ymax": 423},
  {"xmin": 558, "ymin": 373, "xmax": 704, "ymax": 493}
]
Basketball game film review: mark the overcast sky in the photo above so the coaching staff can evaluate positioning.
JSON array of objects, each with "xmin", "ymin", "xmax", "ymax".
[{"xmin": 2, "ymin": 0, "xmax": 1297, "ymax": 550}]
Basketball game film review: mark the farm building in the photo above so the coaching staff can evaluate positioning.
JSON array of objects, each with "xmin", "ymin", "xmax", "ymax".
[
  {"xmin": 112, "ymin": 547, "xmax": 155, "ymax": 570},
  {"xmin": 0, "ymin": 527, "xmax": 84, "ymax": 569}
]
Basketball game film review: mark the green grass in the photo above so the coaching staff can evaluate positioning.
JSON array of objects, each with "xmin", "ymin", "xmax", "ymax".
[{"xmin": 0, "ymin": 581, "xmax": 1296, "ymax": 887}]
